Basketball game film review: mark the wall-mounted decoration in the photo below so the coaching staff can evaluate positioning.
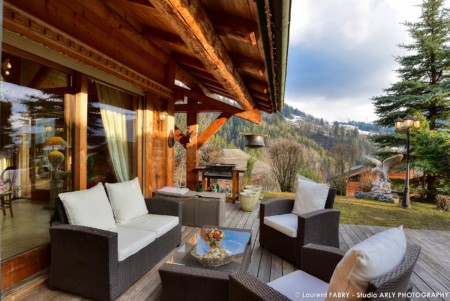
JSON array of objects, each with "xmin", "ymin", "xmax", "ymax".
[{"xmin": 168, "ymin": 130, "xmax": 175, "ymax": 148}]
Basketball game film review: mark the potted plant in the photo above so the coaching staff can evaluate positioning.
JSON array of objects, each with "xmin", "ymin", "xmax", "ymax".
[{"xmin": 240, "ymin": 156, "xmax": 261, "ymax": 211}]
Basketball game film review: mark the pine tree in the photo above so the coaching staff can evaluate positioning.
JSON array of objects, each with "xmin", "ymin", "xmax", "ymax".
[{"xmin": 372, "ymin": 0, "xmax": 450, "ymax": 202}]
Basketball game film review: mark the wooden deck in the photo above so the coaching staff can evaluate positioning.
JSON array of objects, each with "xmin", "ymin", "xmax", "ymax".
[{"xmin": 7, "ymin": 202, "xmax": 450, "ymax": 301}]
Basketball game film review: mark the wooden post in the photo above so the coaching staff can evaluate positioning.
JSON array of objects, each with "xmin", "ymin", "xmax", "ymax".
[
  {"xmin": 186, "ymin": 112, "xmax": 198, "ymax": 191},
  {"xmin": 73, "ymin": 73, "xmax": 87, "ymax": 190},
  {"xmin": 165, "ymin": 58, "xmax": 176, "ymax": 187},
  {"xmin": 143, "ymin": 93, "xmax": 154, "ymax": 198}
]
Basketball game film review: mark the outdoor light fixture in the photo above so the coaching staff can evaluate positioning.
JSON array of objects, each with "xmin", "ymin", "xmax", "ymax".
[
  {"xmin": 394, "ymin": 115, "xmax": 420, "ymax": 208},
  {"xmin": 159, "ymin": 111, "xmax": 168, "ymax": 122},
  {"xmin": 2, "ymin": 58, "xmax": 12, "ymax": 77}
]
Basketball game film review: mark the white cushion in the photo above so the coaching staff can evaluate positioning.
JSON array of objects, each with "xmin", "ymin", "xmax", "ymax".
[
  {"xmin": 121, "ymin": 214, "xmax": 179, "ymax": 238},
  {"xmin": 326, "ymin": 226, "xmax": 407, "ymax": 301},
  {"xmin": 59, "ymin": 183, "xmax": 116, "ymax": 230},
  {"xmin": 268, "ymin": 270, "xmax": 328, "ymax": 300},
  {"xmin": 105, "ymin": 178, "xmax": 148, "ymax": 224},
  {"xmin": 110, "ymin": 226, "xmax": 156, "ymax": 261},
  {"xmin": 264, "ymin": 213, "xmax": 298, "ymax": 238},
  {"xmin": 292, "ymin": 179, "xmax": 329, "ymax": 216}
]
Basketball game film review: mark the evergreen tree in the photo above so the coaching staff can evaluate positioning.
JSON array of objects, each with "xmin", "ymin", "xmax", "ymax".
[{"xmin": 372, "ymin": 0, "xmax": 450, "ymax": 202}]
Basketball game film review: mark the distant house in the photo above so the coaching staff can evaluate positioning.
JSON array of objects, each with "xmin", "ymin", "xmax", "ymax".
[{"xmin": 332, "ymin": 164, "xmax": 420, "ymax": 196}]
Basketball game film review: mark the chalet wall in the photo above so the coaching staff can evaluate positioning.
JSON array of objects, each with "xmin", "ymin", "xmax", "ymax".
[
  {"xmin": 1, "ymin": 2, "xmax": 176, "ymax": 291},
  {"xmin": 346, "ymin": 182, "xmax": 361, "ymax": 197}
]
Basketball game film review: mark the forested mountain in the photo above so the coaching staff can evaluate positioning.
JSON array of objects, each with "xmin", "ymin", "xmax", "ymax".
[{"xmin": 176, "ymin": 104, "xmax": 380, "ymax": 183}]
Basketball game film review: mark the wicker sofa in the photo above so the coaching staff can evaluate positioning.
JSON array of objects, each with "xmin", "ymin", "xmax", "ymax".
[{"xmin": 50, "ymin": 193, "xmax": 181, "ymax": 301}]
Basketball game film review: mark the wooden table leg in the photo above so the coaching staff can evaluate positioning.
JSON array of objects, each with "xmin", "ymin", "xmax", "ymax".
[
  {"xmin": 232, "ymin": 171, "xmax": 240, "ymax": 204},
  {"xmin": 201, "ymin": 173, "xmax": 207, "ymax": 192}
]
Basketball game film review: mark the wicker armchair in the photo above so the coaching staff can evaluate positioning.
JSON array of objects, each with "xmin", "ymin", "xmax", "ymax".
[
  {"xmin": 259, "ymin": 188, "xmax": 339, "ymax": 268},
  {"xmin": 229, "ymin": 243, "xmax": 421, "ymax": 301}
]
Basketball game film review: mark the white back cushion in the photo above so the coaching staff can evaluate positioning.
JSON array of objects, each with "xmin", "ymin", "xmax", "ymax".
[
  {"xmin": 292, "ymin": 179, "xmax": 329, "ymax": 216},
  {"xmin": 105, "ymin": 178, "xmax": 148, "ymax": 224},
  {"xmin": 59, "ymin": 182, "xmax": 116, "ymax": 230},
  {"xmin": 326, "ymin": 226, "xmax": 407, "ymax": 301}
]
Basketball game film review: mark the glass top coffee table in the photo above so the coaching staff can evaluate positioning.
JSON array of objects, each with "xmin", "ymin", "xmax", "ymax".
[{"xmin": 158, "ymin": 227, "xmax": 252, "ymax": 301}]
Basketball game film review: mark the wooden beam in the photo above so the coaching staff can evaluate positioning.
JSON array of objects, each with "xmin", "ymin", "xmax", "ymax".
[
  {"xmin": 175, "ymin": 65, "xmax": 212, "ymax": 96},
  {"xmin": 232, "ymin": 54, "xmax": 264, "ymax": 78},
  {"xmin": 174, "ymin": 52, "xmax": 264, "ymax": 79},
  {"xmin": 197, "ymin": 112, "xmax": 233, "ymax": 149},
  {"xmin": 202, "ymin": 86, "xmax": 234, "ymax": 100},
  {"xmin": 174, "ymin": 104, "xmax": 221, "ymax": 113},
  {"xmin": 142, "ymin": 27, "xmax": 185, "ymax": 46},
  {"xmin": 251, "ymin": 90, "xmax": 271, "ymax": 102},
  {"xmin": 185, "ymin": 111, "xmax": 199, "ymax": 190},
  {"xmin": 255, "ymin": 100, "xmax": 272, "ymax": 110},
  {"xmin": 212, "ymin": 11, "xmax": 257, "ymax": 46},
  {"xmin": 150, "ymin": 0, "xmax": 255, "ymax": 110},
  {"xmin": 173, "ymin": 53, "xmax": 207, "ymax": 72},
  {"xmin": 125, "ymin": 0, "xmax": 154, "ymax": 7},
  {"xmin": 175, "ymin": 87, "xmax": 240, "ymax": 114},
  {"xmin": 175, "ymin": 86, "xmax": 262, "ymax": 124},
  {"xmin": 188, "ymin": 68, "xmax": 268, "ymax": 95},
  {"xmin": 243, "ymin": 77, "xmax": 268, "ymax": 94},
  {"xmin": 235, "ymin": 108, "xmax": 262, "ymax": 124}
]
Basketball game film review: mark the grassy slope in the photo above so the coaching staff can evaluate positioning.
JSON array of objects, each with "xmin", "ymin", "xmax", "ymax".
[{"xmin": 262, "ymin": 192, "xmax": 450, "ymax": 230}]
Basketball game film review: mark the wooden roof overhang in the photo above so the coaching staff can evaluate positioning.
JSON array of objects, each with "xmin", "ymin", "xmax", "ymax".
[{"xmin": 3, "ymin": 0, "xmax": 291, "ymax": 125}]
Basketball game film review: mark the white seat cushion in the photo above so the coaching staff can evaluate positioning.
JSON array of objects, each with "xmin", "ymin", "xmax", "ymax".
[
  {"xmin": 120, "ymin": 214, "xmax": 179, "ymax": 238},
  {"xmin": 326, "ymin": 226, "xmax": 407, "ymax": 301},
  {"xmin": 264, "ymin": 213, "xmax": 298, "ymax": 238},
  {"xmin": 110, "ymin": 226, "xmax": 156, "ymax": 261},
  {"xmin": 59, "ymin": 182, "xmax": 116, "ymax": 230},
  {"xmin": 268, "ymin": 270, "xmax": 328, "ymax": 300},
  {"xmin": 105, "ymin": 178, "xmax": 148, "ymax": 224},
  {"xmin": 292, "ymin": 179, "xmax": 329, "ymax": 216}
]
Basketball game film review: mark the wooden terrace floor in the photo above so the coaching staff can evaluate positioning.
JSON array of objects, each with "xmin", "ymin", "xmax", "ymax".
[{"xmin": 8, "ymin": 202, "xmax": 450, "ymax": 301}]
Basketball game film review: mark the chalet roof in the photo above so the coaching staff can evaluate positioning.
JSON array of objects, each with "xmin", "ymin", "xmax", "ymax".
[{"xmin": 4, "ymin": 0, "xmax": 291, "ymax": 121}]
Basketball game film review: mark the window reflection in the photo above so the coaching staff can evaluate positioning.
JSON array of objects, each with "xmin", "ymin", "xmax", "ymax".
[{"xmin": 1, "ymin": 52, "xmax": 72, "ymax": 260}]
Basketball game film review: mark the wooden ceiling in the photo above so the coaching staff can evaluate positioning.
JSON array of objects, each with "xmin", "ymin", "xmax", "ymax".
[{"xmin": 5, "ymin": 0, "xmax": 289, "ymax": 120}]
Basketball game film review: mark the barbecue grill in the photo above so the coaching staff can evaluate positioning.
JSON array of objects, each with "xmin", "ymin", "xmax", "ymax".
[{"xmin": 204, "ymin": 163, "xmax": 236, "ymax": 179}]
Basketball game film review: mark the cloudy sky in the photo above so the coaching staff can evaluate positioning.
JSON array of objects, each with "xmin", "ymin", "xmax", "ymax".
[{"xmin": 285, "ymin": 0, "xmax": 427, "ymax": 122}]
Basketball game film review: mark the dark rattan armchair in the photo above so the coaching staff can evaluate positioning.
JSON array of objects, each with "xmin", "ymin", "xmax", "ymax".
[
  {"xmin": 259, "ymin": 188, "xmax": 339, "ymax": 268},
  {"xmin": 229, "ymin": 243, "xmax": 421, "ymax": 301}
]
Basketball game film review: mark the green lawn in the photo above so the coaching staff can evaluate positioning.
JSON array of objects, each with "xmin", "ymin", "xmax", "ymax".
[{"xmin": 262, "ymin": 192, "xmax": 450, "ymax": 230}]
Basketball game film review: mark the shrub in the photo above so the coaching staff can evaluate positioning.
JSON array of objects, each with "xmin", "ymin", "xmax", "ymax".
[{"xmin": 436, "ymin": 194, "xmax": 450, "ymax": 212}]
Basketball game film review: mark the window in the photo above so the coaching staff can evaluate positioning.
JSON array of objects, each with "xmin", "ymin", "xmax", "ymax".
[{"xmin": 87, "ymin": 80, "xmax": 138, "ymax": 186}]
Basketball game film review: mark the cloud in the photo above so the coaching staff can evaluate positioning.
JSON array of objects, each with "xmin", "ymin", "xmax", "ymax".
[{"xmin": 285, "ymin": 0, "xmax": 427, "ymax": 122}]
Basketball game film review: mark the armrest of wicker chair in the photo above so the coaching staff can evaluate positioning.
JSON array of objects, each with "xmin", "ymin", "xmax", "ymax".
[
  {"xmin": 260, "ymin": 198, "xmax": 294, "ymax": 218},
  {"xmin": 298, "ymin": 208, "xmax": 340, "ymax": 247},
  {"xmin": 145, "ymin": 197, "xmax": 182, "ymax": 217},
  {"xmin": 229, "ymin": 271, "xmax": 290, "ymax": 301},
  {"xmin": 301, "ymin": 243, "xmax": 345, "ymax": 283},
  {"xmin": 49, "ymin": 224, "xmax": 119, "ymax": 298}
]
